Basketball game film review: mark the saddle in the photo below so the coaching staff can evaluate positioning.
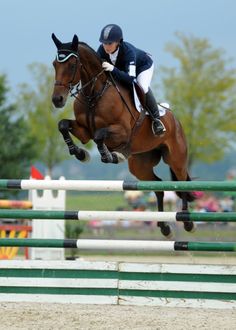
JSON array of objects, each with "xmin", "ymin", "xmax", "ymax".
[
  {"xmin": 132, "ymin": 82, "xmax": 169, "ymax": 116},
  {"xmin": 133, "ymin": 82, "xmax": 146, "ymax": 108}
]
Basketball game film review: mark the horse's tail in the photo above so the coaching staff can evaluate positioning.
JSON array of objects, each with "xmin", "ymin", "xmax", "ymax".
[{"xmin": 169, "ymin": 168, "xmax": 196, "ymax": 202}]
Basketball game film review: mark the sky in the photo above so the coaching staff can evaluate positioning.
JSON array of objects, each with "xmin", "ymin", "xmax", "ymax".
[{"xmin": 1, "ymin": 0, "xmax": 236, "ymax": 91}]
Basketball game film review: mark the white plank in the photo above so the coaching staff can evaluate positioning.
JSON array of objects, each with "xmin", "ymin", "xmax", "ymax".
[
  {"xmin": 119, "ymin": 280, "xmax": 236, "ymax": 293},
  {"xmin": 0, "ymin": 294, "xmax": 117, "ymax": 304},
  {"xmin": 119, "ymin": 296, "xmax": 236, "ymax": 309},
  {"xmin": 119, "ymin": 262, "xmax": 236, "ymax": 275},
  {"xmin": 0, "ymin": 277, "xmax": 118, "ymax": 288},
  {"xmin": 0, "ymin": 260, "xmax": 118, "ymax": 271}
]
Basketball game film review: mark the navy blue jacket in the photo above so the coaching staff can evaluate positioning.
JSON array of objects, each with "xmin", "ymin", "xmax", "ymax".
[{"xmin": 97, "ymin": 41, "xmax": 153, "ymax": 86}]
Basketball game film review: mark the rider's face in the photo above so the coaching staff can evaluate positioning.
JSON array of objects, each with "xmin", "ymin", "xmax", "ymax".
[{"xmin": 102, "ymin": 42, "xmax": 119, "ymax": 54}]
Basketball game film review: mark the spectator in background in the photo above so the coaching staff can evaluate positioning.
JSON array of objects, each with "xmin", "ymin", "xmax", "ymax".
[
  {"xmin": 124, "ymin": 191, "xmax": 145, "ymax": 208},
  {"xmin": 219, "ymin": 196, "xmax": 234, "ymax": 212},
  {"xmin": 147, "ymin": 191, "xmax": 178, "ymax": 211},
  {"xmin": 194, "ymin": 192, "xmax": 220, "ymax": 212},
  {"xmin": 163, "ymin": 191, "xmax": 178, "ymax": 211},
  {"xmin": 223, "ymin": 170, "xmax": 236, "ymax": 211}
]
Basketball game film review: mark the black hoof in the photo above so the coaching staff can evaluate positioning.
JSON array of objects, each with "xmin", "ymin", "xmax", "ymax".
[
  {"xmin": 74, "ymin": 148, "xmax": 86, "ymax": 161},
  {"xmin": 101, "ymin": 153, "xmax": 118, "ymax": 164},
  {"xmin": 158, "ymin": 223, "xmax": 173, "ymax": 238},
  {"xmin": 101, "ymin": 157, "xmax": 109, "ymax": 163},
  {"xmin": 72, "ymin": 147, "xmax": 90, "ymax": 162},
  {"xmin": 184, "ymin": 221, "xmax": 196, "ymax": 232}
]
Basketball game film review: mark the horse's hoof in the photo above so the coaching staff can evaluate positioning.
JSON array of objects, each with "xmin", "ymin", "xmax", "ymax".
[
  {"xmin": 74, "ymin": 148, "xmax": 90, "ymax": 162},
  {"xmin": 113, "ymin": 152, "xmax": 126, "ymax": 163},
  {"xmin": 184, "ymin": 221, "xmax": 196, "ymax": 233},
  {"xmin": 101, "ymin": 154, "xmax": 112, "ymax": 163},
  {"xmin": 159, "ymin": 223, "xmax": 173, "ymax": 239},
  {"xmin": 101, "ymin": 152, "xmax": 125, "ymax": 164},
  {"xmin": 80, "ymin": 150, "xmax": 90, "ymax": 162}
]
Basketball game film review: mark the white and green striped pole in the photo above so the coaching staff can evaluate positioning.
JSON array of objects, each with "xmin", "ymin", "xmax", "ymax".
[{"xmin": 0, "ymin": 238, "xmax": 236, "ymax": 252}]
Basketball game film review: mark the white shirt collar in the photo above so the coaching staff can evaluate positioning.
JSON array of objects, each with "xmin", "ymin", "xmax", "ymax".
[{"xmin": 109, "ymin": 47, "xmax": 119, "ymax": 65}]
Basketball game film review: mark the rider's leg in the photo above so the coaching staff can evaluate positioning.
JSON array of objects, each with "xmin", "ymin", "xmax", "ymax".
[
  {"xmin": 136, "ymin": 65, "xmax": 166, "ymax": 135},
  {"xmin": 145, "ymin": 88, "xmax": 166, "ymax": 135}
]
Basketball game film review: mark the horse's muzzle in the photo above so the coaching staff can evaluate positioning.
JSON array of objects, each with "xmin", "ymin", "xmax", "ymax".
[{"xmin": 52, "ymin": 95, "xmax": 65, "ymax": 108}]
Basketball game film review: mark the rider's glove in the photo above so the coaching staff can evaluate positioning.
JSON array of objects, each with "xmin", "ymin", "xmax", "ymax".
[{"xmin": 102, "ymin": 62, "xmax": 114, "ymax": 72}]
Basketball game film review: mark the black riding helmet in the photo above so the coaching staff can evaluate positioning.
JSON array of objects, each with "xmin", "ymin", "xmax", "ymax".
[{"xmin": 99, "ymin": 24, "xmax": 123, "ymax": 44}]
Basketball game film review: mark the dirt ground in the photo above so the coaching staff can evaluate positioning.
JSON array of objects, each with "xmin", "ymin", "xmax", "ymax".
[{"xmin": 0, "ymin": 302, "xmax": 236, "ymax": 330}]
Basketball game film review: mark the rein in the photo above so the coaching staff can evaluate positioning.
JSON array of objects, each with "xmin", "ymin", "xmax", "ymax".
[
  {"xmin": 108, "ymin": 72, "xmax": 136, "ymax": 121},
  {"xmin": 69, "ymin": 68, "xmax": 111, "ymax": 107}
]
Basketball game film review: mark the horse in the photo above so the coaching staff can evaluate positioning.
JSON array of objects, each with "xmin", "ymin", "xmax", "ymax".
[{"xmin": 51, "ymin": 33, "xmax": 195, "ymax": 238}]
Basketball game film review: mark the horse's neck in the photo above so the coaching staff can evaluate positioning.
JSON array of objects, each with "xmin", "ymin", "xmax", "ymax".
[{"xmin": 79, "ymin": 45, "xmax": 105, "ymax": 86}]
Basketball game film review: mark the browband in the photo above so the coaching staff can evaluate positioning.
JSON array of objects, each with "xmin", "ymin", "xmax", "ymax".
[{"xmin": 56, "ymin": 49, "xmax": 78, "ymax": 63}]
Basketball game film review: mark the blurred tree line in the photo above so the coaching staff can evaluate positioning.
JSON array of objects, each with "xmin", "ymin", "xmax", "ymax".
[
  {"xmin": 0, "ymin": 74, "xmax": 37, "ymax": 179},
  {"xmin": 160, "ymin": 32, "xmax": 236, "ymax": 167},
  {"xmin": 0, "ymin": 33, "xmax": 236, "ymax": 180}
]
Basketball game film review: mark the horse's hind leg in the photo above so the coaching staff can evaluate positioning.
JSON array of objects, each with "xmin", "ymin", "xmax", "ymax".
[
  {"xmin": 58, "ymin": 119, "xmax": 90, "ymax": 162},
  {"xmin": 154, "ymin": 187, "xmax": 173, "ymax": 238},
  {"xmin": 128, "ymin": 152, "xmax": 173, "ymax": 238},
  {"xmin": 170, "ymin": 169, "xmax": 196, "ymax": 233}
]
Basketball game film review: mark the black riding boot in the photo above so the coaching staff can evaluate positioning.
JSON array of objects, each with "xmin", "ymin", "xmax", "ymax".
[{"xmin": 145, "ymin": 89, "xmax": 166, "ymax": 135}]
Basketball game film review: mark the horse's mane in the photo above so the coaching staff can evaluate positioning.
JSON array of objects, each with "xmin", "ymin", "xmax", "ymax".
[{"xmin": 78, "ymin": 41, "xmax": 102, "ymax": 64}]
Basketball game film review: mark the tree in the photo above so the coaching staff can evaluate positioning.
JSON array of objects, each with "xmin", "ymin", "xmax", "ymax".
[
  {"xmin": 0, "ymin": 74, "xmax": 37, "ymax": 180},
  {"xmin": 17, "ymin": 63, "xmax": 75, "ymax": 175},
  {"xmin": 160, "ymin": 32, "xmax": 236, "ymax": 167}
]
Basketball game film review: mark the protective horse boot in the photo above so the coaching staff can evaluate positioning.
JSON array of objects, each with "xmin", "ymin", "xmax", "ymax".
[{"xmin": 145, "ymin": 89, "xmax": 166, "ymax": 135}]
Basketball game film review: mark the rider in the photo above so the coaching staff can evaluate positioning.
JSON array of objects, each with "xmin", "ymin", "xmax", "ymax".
[{"xmin": 97, "ymin": 23, "xmax": 166, "ymax": 135}]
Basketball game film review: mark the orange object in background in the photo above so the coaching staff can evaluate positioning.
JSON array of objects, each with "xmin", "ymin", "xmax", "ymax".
[
  {"xmin": 0, "ymin": 200, "xmax": 32, "ymax": 209},
  {"xmin": 0, "ymin": 225, "xmax": 32, "ymax": 259}
]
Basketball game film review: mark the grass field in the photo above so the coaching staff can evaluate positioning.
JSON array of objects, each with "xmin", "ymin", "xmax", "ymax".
[{"xmin": 66, "ymin": 192, "xmax": 127, "ymax": 211}]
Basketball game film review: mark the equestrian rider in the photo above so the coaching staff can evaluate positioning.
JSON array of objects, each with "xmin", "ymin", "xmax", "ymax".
[{"xmin": 97, "ymin": 24, "xmax": 166, "ymax": 135}]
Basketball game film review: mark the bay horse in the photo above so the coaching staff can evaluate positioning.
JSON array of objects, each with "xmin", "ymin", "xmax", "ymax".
[{"xmin": 51, "ymin": 33, "xmax": 195, "ymax": 238}]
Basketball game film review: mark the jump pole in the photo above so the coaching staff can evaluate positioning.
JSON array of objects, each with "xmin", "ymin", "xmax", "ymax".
[
  {"xmin": 0, "ymin": 179, "xmax": 236, "ymax": 191},
  {"xmin": 0, "ymin": 209, "xmax": 236, "ymax": 222},
  {"xmin": 0, "ymin": 238, "xmax": 236, "ymax": 252}
]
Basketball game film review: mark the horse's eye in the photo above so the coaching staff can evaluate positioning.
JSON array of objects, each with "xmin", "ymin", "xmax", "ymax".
[{"xmin": 69, "ymin": 63, "xmax": 76, "ymax": 72}]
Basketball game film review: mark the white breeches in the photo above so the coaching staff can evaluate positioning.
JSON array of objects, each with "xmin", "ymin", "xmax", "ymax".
[{"xmin": 136, "ymin": 64, "xmax": 154, "ymax": 94}]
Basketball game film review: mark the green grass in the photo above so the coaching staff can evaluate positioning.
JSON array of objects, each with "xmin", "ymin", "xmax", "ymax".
[{"xmin": 66, "ymin": 192, "xmax": 127, "ymax": 211}]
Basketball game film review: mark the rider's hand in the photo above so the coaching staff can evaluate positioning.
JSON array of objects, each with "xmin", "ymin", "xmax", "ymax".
[{"xmin": 102, "ymin": 62, "xmax": 114, "ymax": 72}]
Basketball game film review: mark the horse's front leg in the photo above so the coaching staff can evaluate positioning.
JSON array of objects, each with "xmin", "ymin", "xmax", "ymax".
[
  {"xmin": 58, "ymin": 119, "xmax": 90, "ymax": 162},
  {"xmin": 94, "ymin": 126, "xmax": 127, "ymax": 164}
]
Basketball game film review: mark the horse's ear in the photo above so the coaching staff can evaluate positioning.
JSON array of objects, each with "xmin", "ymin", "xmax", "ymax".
[
  {"xmin": 51, "ymin": 33, "xmax": 62, "ymax": 49},
  {"xmin": 71, "ymin": 34, "xmax": 79, "ymax": 51}
]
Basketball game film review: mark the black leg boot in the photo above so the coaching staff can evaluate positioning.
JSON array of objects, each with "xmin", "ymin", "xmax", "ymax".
[{"xmin": 145, "ymin": 89, "xmax": 166, "ymax": 135}]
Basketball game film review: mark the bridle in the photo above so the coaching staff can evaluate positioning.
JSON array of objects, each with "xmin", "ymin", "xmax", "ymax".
[{"xmin": 54, "ymin": 49, "xmax": 111, "ymax": 107}]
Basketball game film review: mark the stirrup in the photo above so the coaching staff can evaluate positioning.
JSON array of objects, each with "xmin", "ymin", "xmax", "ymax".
[{"xmin": 152, "ymin": 119, "xmax": 166, "ymax": 136}]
